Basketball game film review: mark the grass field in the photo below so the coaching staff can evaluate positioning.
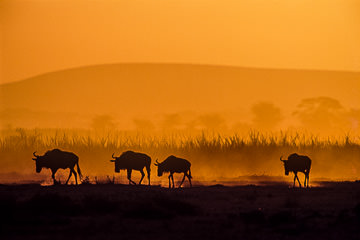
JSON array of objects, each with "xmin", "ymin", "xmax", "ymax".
[
  {"xmin": 0, "ymin": 128, "xmax": 360, "ymax": 185},
  {"xmin": 1, "ymin": 129, "xmax": 360, "ymax": 239}
]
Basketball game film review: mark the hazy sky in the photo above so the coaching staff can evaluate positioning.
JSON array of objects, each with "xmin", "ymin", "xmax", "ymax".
[{"xmin": 1, "ymin": 0, "xmax": 360, "ymax": 84}]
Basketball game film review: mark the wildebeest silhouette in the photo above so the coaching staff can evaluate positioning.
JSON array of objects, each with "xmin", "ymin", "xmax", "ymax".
[
  {"xmin": 280, "ymin": 153, "xmax": 312, "ymax": 188},
  {"xmin": 110, "ymin": 151, "xmax": 151, "ymax": 185},
  {"xmin": 154, "ymin": 155, "xmax": 192, "ymax": 188},
  {"xmin": 32, "ymin": 149, "xmax": 83, "ymax": 185}
]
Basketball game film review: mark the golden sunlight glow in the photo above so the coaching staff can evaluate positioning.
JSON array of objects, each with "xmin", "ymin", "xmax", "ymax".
[
  {"xmin": 0, "ymin": 0, "xmax": 359, "ymax": 184},
  {"xmin": 1, "ymin": 0, "xmax": 360, "ymax": 83}
]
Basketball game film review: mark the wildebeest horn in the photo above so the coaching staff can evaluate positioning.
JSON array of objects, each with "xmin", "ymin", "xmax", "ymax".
[
  {"xmin": 154, "ymin": 159, "xmax": 159, "ymax": 166},
  {"xmin": 280, "ymin": 156, "xmax": 286, "ymax": 162},
  {"xmin": 112, "ymin": 153, "xmax": 116, "ymax": 159},
  {"xmin": 33, "ymin": 151, "xmax": 39, "ymax": 157}
]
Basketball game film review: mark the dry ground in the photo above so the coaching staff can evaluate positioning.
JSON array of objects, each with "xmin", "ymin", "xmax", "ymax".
[{"xmin": 1, "ymin": 182, "xmax": 360, "ymax": 240}]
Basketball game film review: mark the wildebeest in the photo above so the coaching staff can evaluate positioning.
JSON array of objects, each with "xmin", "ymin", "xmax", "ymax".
[
  {"xmin": 32, "ymin": 149, "xmax": 83, "ymax": 185},
  {"xmin": 110, "ymin": 151, "xmax": 151, "ymax": 185},
  {"xmin": 154, "ymin": 155, "xmax": 192, "ymax": 188},
  {"xmin": 280, "ymin": 153, "xmax": 312, "ymax": 188}
]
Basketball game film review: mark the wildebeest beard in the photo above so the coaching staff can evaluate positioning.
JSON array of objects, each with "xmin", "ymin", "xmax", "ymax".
[
  {"xmin": 35, "ymin": 159, "xmax": 44, "ymax": 173},
  {"xmin": 157, "ymin": 166, "xmax": 167, "ymax": 177},
  {"xmin": 282, "ymin": 161, "xmax": 289, "ymax": 175}
]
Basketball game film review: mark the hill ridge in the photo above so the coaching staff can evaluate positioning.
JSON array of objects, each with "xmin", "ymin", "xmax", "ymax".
[
  {"xmin": 1, "ymin": 63, "xmax": 359, "ymax": 128},
  {"xmin": 2, "ymin": 63, "xmax": 359, "ymax": 87}
]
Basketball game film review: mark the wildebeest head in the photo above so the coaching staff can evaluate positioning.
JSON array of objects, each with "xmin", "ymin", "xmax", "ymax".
[
  {"xmin": 110, "ymin": 153, "xmax": 121, "ymax": 173},
  {"xmin": 32, "ymin": 151, "xmax": 45, "ymax": 173},
  {"xmin": 280, "ymin": 156, "xmax": 289, "ymax": 175},
  {"xmin": 154, "ymin": 159, "xmax": 163, "ymax": 176}
]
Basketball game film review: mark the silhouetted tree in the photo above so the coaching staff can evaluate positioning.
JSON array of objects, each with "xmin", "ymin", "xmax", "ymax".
[
  {"xmin": 133, "ymin": 118, "xmax": 155, "ymax": 132},
  {"xmin": 198, "ymin": 113, "xmax": 227, "ymax": 131},
  {"xmin": 162, "ymin": 113, "xmax": 182, "ymax": 131},
  {"xmin": 91, "ymin": 114, "xmax": 116, "ymax": 131},
  {"xmin": 251, "ymin": 102, "xmax": 283, "ymax": 130},
  {"xmin": 184, "ymin": 119, "xmax": 198, "ymax": 132},
  {"xmin": 293, "ymin": 97, "xmax": 348, "ymax": 133},
  {"xmin": 348, "ymin": 108, "xmax": 360, "ymax": 133}
]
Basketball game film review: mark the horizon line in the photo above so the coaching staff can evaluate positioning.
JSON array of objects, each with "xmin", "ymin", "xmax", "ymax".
[{"xmin": 2, "ymin": 61, "xmax": 360, "ymax": 86}]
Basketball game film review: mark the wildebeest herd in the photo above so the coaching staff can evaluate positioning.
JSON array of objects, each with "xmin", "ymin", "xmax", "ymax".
[{"xmin": 32, "ymin": 149, "xmax": 311, "ymax": 188}]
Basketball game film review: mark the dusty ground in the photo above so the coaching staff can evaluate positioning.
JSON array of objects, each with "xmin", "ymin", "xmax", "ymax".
[{"xmin": 1, "ymin": 182, "xmax": 360, "ymax": 240}]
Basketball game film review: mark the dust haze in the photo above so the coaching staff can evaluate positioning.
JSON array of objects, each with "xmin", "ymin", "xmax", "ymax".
[
  {"xmin": 1, "ymin": 64, "xmax": 359, "ymax": 135},
  {"xmin": 1, "ymin": 0, "xmax": 360, "ymax": 185},
  {"xmin": 0, "ymin": 64, "xmax": 359, "ymax": 184}
]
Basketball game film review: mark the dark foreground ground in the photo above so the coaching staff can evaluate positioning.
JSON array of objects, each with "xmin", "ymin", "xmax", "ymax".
[{"xmin": 1, "ymin": 182, "xmax": 360, "ymax": 240}]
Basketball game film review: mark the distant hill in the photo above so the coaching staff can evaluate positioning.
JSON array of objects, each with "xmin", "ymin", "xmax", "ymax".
[{"xmin": 1, "ymin": 63, "xmax": 359, "ymax": 128}]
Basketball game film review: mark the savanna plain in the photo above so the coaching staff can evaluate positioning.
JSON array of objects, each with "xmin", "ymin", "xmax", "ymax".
[
  {"xmin": 1, "ymin": 129, "xmax": 360, "ymax": 239},
  {"xmin": 2, "ymin": 183, "xmax": 360, "ymax": 240}
]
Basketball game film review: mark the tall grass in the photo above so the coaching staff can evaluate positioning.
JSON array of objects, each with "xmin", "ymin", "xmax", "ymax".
[{"xmin": 0, "ymin": 128, "xmax": 359, "ymax": 183}]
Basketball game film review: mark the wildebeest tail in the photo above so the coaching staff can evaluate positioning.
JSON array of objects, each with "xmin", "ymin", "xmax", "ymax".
[{"xmin": 76, "ymin": 162, "xmax": 83, "ymax": 180}]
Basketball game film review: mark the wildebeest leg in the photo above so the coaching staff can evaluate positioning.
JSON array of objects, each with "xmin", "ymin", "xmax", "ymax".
[
  {"xmin": 127, "ymin": 169, "xmax": 136, "ymax": 185},
  {"xmin": 306, "ymin": 173, "xmax": 310, "ymax": 188},
  {"xmin": 187, "ymin": 173, "xmax": 192, "ymax": 187},
  {"xmin": 65, "ymin": 168, "xmax": 73, "ymax": 185},
  {"xmin": 51, "ymin": 169, "xmax": 58, "ymax": 185},
  {"xmin": 295, "ymin": 173, "xmax": 302, "ymax": 188},
  {"xmin": 73, "ymin": 169, "xmax": 78, "ymax": 185},
  {"xmin": 179, "ymin": 173, "xmax": 186, "ymax": 188},
  {"xmin": 171, "ymin": 174, "xmax": 175, "ymax": 188},
  {"xmin": 146, "ymin": 166, "xmax": 151, "ymax": 185},
  {"xmin": 168, "ymin": 174, "xmax": 171, "ymax": 188},
  {"xmin": 293, "ymin": 173, "xmax": 296, "ymax": 188},
  {"xmin": 168, "ymin": 173, "xmax": 175, "ymax": 188},
  {"xmin": 139, "ymin": 169, "xmax": 145, "ymax": 185},
  {"xmin": 308, "ymin": 174, "xmax": 310, "ymax": 188}
]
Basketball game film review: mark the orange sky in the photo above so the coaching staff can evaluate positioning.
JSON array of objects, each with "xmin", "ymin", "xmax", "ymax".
[
  {"xmin": 1, "ymin": 1, "xmax": 360, "ymax": 183},
  {"xmin": 1, "ymin": 0, "xmax": 360, "ymax": 84}
]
